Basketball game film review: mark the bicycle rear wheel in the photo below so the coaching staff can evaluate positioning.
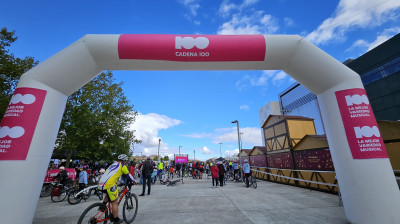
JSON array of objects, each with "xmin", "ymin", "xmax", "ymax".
[
  {"xmin": 40, "ymin": 184, "xmax": 52, "ymax": 197},
  {"xmin": 123, "ymin": 193, "xmax": 138, "ymax": 223},
  {"xmin": 77, "ymin": 202, "xmax": 109, "ymax": 224},
  {"xmin": 51, "ymin": 188, "xmax": 67, "ymax": 202},
  {"xmin": 67, "ymin": 189, "xmax": 82, "ymax": 205},
  {"xmin": 252, "ymin": 177, "xmax": 257, "ymax": 189}
]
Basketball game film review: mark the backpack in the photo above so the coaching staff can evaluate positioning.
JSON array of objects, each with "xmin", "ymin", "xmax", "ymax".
[{"xmin": 51, "ymin": 186, "xmax": 61, "ymax": 196}]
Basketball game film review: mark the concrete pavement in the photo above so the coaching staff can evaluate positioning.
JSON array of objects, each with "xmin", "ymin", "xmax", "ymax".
[{"xmin": 34, "ymin": 176, "xmax": 348, "ymax": 224}]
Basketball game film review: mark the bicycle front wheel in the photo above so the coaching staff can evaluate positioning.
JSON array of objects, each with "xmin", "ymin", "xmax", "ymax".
[
  {"xmin": 77, "ymin": 202, "xmax": 109, "ymax": 224},
  {"xmin": 67, "ymin": 189, "xmax": 82, "ymax": 205},
  {"xmin": 123, "ymin": 193, "xmax": 138, "ymax": 223}
]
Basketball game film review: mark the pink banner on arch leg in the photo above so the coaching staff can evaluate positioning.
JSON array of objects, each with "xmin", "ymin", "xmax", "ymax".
[
  {"xmin": 0, "ymin": 87, "xmax": 47, "ymax": 160},
  {"xmin": 335, "ymin": 88, "xmax": 388, "ymax": 159}
]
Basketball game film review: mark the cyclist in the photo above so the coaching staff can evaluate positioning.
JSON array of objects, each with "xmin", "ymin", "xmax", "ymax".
[
  {"xmin": 243, "ymin": 159, "xmax": 251, "ymax": 187},
  {"xmin": 52, "ymin": 166, "xmax": 69, "ymax": 186},
  {"xmin": 232, "ymin": 161, "xmax": 239, "ymax": 180},
  {"xmin": 98, "ymin": 154, "xmax": 136, "ymax": 224}
]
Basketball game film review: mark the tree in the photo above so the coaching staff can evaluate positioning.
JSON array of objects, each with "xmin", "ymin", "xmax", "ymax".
[
  {"xmin": 54, "ymin": 71, "xmax": 140, "ymax": 166},
  {"xmin": 162, "ymin": 156, "xmax": 169, "ymax": 161},
  {"xmin": 0, "ymin": 27, "xmax": 38, "ymax": 119}
]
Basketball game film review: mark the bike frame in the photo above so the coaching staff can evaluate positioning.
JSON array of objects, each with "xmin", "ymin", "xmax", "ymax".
[{"xmin": 93, "ymin": 187, "xmax": 129, "ymax": 223}]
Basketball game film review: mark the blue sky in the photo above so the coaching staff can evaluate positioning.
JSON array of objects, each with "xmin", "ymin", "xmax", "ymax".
[{"xmin": 2, "ymin": 0, "xmax": 400, "ymax": 161}]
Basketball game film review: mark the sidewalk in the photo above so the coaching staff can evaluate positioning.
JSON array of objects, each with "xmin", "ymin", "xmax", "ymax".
[{"xmin": 34, "ymin": 176, "xmax": 347, "ymax": 224}]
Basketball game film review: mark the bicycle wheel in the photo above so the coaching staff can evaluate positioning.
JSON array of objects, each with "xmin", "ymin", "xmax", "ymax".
[
  {"xmin": 77, "ymin": 202, "xmax": 109, "ymax": 224},
  {"xmin": 67, "ymin": 189, "xmax": 83, "ymax": 205},
  {"xmin": 253, "ymin": 178, "xmax": 257, "ymax": 189},
  {"xmin": 123, "ymin": 193, "xmax": 138, "ymax": 223},
  {"xmin": 51, "ymin": 188, "xmax": 67, "ymax": 202},
  {"xmin": 40, "ymin": 184, "xmax": 52, "ymax": 197}
]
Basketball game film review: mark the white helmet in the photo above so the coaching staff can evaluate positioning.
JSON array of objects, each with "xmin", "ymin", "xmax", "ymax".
[
  {"xmin": 244, "ymin": 159, "xmax": 248, "ymax": 163},
  {"xmin": 99, "ymin": 169, "xmax": 105, "ymax": 174},
  {"xmin": 118, "ymin": 154, "xmax": 129, "ymax": 161}
]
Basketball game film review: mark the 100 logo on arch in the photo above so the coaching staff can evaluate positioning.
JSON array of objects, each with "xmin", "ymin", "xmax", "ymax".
[{"xmin": 175, "ymin": 36, "xmax": 210, "ymax": 57}]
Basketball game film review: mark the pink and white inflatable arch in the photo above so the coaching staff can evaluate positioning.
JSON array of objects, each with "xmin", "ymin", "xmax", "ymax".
[{"xmin": 0, "ymin": 34, "xmax": 399, "ymax": 223}]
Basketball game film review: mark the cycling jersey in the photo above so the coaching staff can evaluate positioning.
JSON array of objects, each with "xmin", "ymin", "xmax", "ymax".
[{"xmin": 98, "ymin": 162, "xmax": 135, "ymax": 190}]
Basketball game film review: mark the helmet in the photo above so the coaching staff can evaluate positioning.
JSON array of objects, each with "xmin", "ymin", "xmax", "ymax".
[
  {"xmin": 59, "ymin": 166, "xmax": 65, "ymax": 170},
  {"xmin": 118, "ymin": 154, "xmax": 129, "ymax": 161},
  {"xmin": 99, "ymin": 169, "xmax": 105, "ymax": 174},
  {"xmin": 244, "ymin": 159, "xmax": 248, "ymax": 162}
]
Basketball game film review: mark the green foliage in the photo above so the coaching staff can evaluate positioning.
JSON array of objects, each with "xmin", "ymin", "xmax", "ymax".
[
  {"xmin": 0, "ymin": 27, "xmax": 38, "ymax": 119},
  {"xmin": 162, "ymin": 155, "xmax": 169, "ymax": 161},
  {"xmin": 54, "ymin": 71, "xmax": 140, "ymax": 161}
]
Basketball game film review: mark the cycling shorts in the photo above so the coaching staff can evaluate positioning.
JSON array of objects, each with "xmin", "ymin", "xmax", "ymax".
[{"xmin": 103, "ymin": 185, "xmax": 119, "ymax": 201}]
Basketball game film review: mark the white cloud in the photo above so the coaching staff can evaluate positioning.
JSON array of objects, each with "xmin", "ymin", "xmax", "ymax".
[
  {"xmin": 349, "ymin": 27, "xmax": 400, "ymax": 52},
  {"xmin": 284, "ymin": 17, "xmax": 294, "ymax": 27},
  {"xmin": 128, "ymin": 112, "xmax": 181, "ymax": 156},
  {"xmin": 213, "ymin": 127, "xmax": 263, "ymax": 146},
  {"xmin": 236, "ymin": 70, "xmax": 291, "ymax": 91},
  {"xmin": 240, "ymin": 105, "xmax": 250, "ymax": 110},
  {"xmin": 218, "ymin": 11, "xmax": 279, "ymax": 35},
  {"xmin": 218, "ymin": 0, "xmax": 259, "ymax": 18},
  {"xmin": 179, "ymin": 0, "xmax": 201, "ymax": 16},
  {"xmin": 306, "ymin": 0, "xmax": 400, "ymax": 45},
  {"xmin": 225, "ymin": 149, "xmax": 239, "ymax": 157},
  {"xmin": 200, "ymin": 146, "xmax": 214, "ymax": 155}
]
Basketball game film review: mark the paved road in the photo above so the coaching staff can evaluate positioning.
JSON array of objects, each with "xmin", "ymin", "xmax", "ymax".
[{"xmin": 34, "ymin": 176, "xmax": 348, "ymax": 224}]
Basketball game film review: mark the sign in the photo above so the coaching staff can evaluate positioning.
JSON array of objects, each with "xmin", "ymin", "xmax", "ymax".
[
  {"xmin": 175, "ymin": 156, "xmax": 188, "ymax": 164},
  {"xmin": 0, "ymin": 88, "xmax": 47, "ymax": 160},
  {"xmin": 118, "ymin": 34, "xmax": 266, "ymax": 62},
  {"xmin": 335, "ymin": 88, "xmax": 388, "ymax": 159},
  {"xmin": 267, "ymin": 152, "xmax": 294, "ymax": 169},
  {"xmin": 43, "ymin": 168, "xmax": 77, "ymax": 183}
]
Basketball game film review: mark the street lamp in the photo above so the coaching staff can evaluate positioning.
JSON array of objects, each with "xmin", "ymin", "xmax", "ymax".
[
  {"xmin": 219, "ymin": 143, "xmax": 223, "ymax": 158},
  {"xmin": 158, "ymin": 139, "xmax": 161, "ymax": 161},
  {"xmin": 179, "ymin": 146, "xmax": 182, "ymax": 156},
  {"xmin": 231, "ymin": 120, "xmax": 243, "ymax": 181}
]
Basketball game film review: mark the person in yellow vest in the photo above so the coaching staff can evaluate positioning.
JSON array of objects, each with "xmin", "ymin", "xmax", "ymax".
[
  {"xmin": 229, "ymin": 161, "xmax": 233, "ymax": 171},
  {"xmin": 157, "ymin": 161, "xmax": 163, "ymax": 180}
]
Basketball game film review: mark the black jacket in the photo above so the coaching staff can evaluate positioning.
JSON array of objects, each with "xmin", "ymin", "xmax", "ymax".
[{"xmin": 141, "ymin": 161, "xmax": 153, "ymax": 178}]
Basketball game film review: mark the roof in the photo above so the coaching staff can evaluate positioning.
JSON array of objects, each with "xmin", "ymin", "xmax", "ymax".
[
  {"xmin": 238, "ymin": 149, "xmax": 252, "ymax": 157},
  {"xmin": 292, "ymin": 135, "xmax": 329, "ymax": 151},
  {"xmin": 261, "ymin": 114, "xmax": 314, "ymax": 128},
  {"xmin": 250, "ymin": 146, "xmax": 267, "ymax": 156}
]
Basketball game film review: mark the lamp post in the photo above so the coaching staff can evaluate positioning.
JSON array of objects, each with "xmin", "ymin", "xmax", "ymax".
[
  {"xmin": 158, "ymin": 139, "xmax": 161, "ymax": 161},
  {"xmin": 231, "ymin": 120, "xmax": 242, "ymax": 181},
  {"xmin": 179, "ymin": 146, "xmax": 182, "ymax": 156},
  {"xmin": 194, "ymin": 150, "xmax": 196, "ymax": 162},
  {"xmin": 219, "ymin": 143, "xmax": 222, "ymax": 158}
]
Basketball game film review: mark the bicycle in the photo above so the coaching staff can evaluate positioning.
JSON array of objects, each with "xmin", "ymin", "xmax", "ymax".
[
  {"xmin": 77, "ymin": 183, "xmax": 138, "ymax": 224},
  {"xmin": 67, "ymin": 185, "xmax": 103, "ymax": 205},
  {"xmin": 245, "ymin": 174, "xmax": 257, "ymax": 189}
]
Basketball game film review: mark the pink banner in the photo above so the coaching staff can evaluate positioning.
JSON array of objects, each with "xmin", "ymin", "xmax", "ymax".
[
  {"xmin": 175, "ymin": 156, "xmax": 188, "ymax": 164},
  {"xmin": 0, "ymin": 88, "xmax": 47, "ymax": 160},
  {"xmin": 118, "ymin": 34, "xmax": 266, "ymax": 62},
  {"xmin": 43, "ymin": 168, "xmax": 77, "ymax": 183},
  {"xmin": 335, "ymin": 88, "xmax": 388, "ymax": 159}
]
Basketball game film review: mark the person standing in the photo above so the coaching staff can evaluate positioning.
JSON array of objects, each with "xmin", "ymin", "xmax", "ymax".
[
  {"xmin": 79, "ymin": 166, "xmax": 88, "ymax": 191},
  {"xmin": 139, "ymin": 158, "xmax": 153, "ymax": 196},
  {"xmin": 243, "ymin": 159, "xmax": 251, "ymax": 187},
  {"xmin": 232, "ymin": 161, "xmax": 239, "ymax": 181},
  {"xmin": 217, "ymin": 162, "xmax": 225, "ymax": 187},
  {"xmin": 211, "ymin": 163, "xmax": 219, "ymax": 187},
  {"xmin": 157, "ymin": 161, "xmax": 163, "ymax": 180}
]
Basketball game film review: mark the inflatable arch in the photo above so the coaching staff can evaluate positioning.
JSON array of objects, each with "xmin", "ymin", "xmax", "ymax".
[{"xmin": 0, "ymin": 34, "xmax": 399, "ymax": 223}]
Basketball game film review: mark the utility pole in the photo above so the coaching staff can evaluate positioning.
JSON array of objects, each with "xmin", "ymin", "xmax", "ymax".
[
  {"xmin": 219, "ymin": 142, "xmax": 222, "ymax": 157},
  {"xmin": 194, "ymin": 150, "xmax": 195, "ymax": 161},
  {"xmin": 158, "ymin": 138, "xmax": 161, "ymax": 161}
]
